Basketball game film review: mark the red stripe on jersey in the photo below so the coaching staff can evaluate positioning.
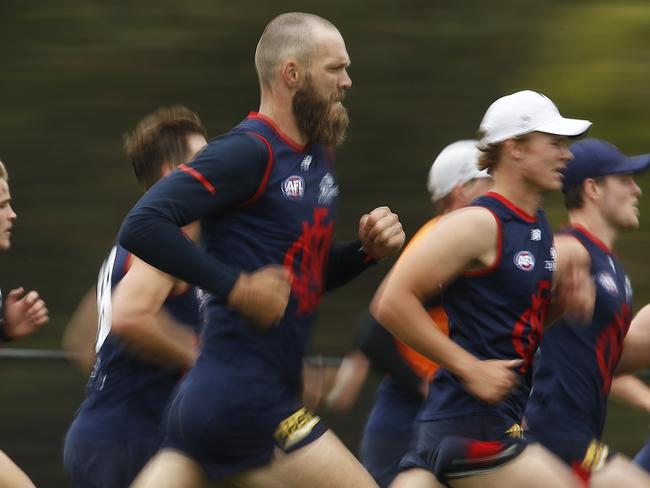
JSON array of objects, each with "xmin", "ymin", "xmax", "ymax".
[
  {"xmin": 179, "ymin": 164, "xmax": 216, "ymax": 195},
  {"xmin": 247, "ymin": 112, "xmax": 305, "ymax": 152},
  {"xmin": 486, "ymin": 191, "xmax": 537, "ymax": 223},
  {"xmin": 569, "ymin": 224, "xmax": 612, "ymax": 254},
  {"xmin": 240, "ymin": 133, "xmax": 274, "ymax": 207}
]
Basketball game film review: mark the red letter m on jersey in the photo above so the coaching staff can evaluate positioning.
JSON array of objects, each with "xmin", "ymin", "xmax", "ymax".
[
  {"xmin": 512, "ymin": 280, "xmax": 551, "ymax": 373},
  {"xmin": 283, "ymin": 208, "xmax": 334, "ymax": 314}
]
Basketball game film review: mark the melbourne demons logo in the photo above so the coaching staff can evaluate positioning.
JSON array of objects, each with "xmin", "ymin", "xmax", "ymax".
[
  {"xmin": 283, "ymin": 207, "xmax": 334, "ymax": 314},
  {"xmin": 318, "ymin": 173, "xmax": 339, "ymax": 205},
  {"xmin": 514, "ymin": 251, "xmax": 535, "ymax": 271},
  {"xmin": 282, "ymin": 175, "xmax": 305, "ymax": 201},
  {"xmin": 513, "ymin": 280, "xmax": 551, "ymax": 373},
  {"xmin": 595, "ymin": 304, "xmax": 631, "ymax": 393}
]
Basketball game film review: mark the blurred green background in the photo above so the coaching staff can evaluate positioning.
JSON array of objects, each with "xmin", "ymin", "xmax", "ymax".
[{"xmin": 1, "ymin": 0, "xmax": 650, "ymax": 485}]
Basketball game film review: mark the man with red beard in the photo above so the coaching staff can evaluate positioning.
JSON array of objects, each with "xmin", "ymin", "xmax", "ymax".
[{"xmin": 119, "ymin": 12, "xmax": 404, "ymax": 488}]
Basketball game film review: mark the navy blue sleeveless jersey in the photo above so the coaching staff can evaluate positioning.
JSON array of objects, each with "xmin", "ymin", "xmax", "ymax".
[
  {"xmin": 526, "ymin": 225, "xmax": 632, "ymax": 440},
  {"xmin": 421, "ymin": 192, "xmax": 555, "ymax": 424},
  {"xmin": 73, "ymin": 244, "xmax": 201, "ymax": 440}
]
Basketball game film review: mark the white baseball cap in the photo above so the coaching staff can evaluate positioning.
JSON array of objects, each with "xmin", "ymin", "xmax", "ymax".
[
  {"xmin": 427, "ymin": 140, "xmax": 489, "ymax": 202},
  {"xmin": 478, "ymin": 90, "xmax": 592, "ymax": 147}
]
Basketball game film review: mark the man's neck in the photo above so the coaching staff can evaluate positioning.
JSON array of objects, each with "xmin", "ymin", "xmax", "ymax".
[
  {"xmin": 569, "ymin": 209, "xmax": 617, "ymax": 249},
  {"xmin": 490, "ymin": 182, "xmax": 542, "ymax": 217},
  {"xmin": 258, "ymin": 96, "xmax": 306, "ymax": 147}
]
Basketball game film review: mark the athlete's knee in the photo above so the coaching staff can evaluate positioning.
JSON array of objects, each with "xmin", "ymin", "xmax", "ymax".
[
  {"xmin": 390, "ymin": 468, "xmax": 444, "ymax": 488},
  {"xmin": 130, "ymin": 450, "xmax": 209, "ymax": 488},
  {"xmin": 591, "ymin": 454, "xmax": 650, "ymax": 488}
]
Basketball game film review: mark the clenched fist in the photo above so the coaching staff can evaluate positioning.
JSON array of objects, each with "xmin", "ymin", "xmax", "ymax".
[
  {"xmin": 228, "ymin": 265, "xmax": 292, "ymax": 329},
  {"xmin": 358, "ymin": 206, "xmax": 405, "ymax": 260}
]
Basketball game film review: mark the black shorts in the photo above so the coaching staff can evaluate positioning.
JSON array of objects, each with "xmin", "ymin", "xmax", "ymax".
[
  {"xmin": 399, "ymin": 412, "xmax": 526, "ymax": 485},
  {"xmin": 163, "ymin": 378, "xmax": 327, "ymax": 480},
  {"xmin": 400, "ymin": 435, "xmax": 526, "ymax": 486}
]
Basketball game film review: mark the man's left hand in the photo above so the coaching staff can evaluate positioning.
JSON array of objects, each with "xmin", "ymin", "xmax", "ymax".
[
  {"xmin": 3, "ymin": 288, "xmax": 49, "ymax": 340},
  {"xmin": 358, "ymin": 206, "xmax": 405, "ymax": 260}
]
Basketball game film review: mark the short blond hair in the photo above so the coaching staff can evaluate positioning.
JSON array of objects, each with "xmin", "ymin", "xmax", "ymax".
[
  {"xmin": 476, "ymin": 141, "xmax": 501, "ymax": 173},
  {"xmin": 476, "ymin": 133, "xmax": 532, "ymax": 173},
  {"xmin": 254, "ymin": 12, "xmax": 337, "ymax": 86}
]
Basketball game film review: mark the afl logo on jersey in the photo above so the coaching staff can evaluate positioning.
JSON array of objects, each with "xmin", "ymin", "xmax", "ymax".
[
  {"xmin": 282, "ymin": 175, "xmax": 305, "ymax": 201},
  {"xmin": 514, "ymin": 251, "xmax": 535, "ymax": 271}
]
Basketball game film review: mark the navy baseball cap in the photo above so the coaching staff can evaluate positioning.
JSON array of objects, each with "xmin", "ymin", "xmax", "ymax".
[{"xmin": 562, "ymin": 138, "xmax": 650, "ymax": 193}]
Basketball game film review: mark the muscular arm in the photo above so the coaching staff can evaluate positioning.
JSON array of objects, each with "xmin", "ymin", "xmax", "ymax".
[
  {"xmin": 545, "ymin": 233, "xmax": 593, "ymax": 326},
  {"xmin": 610, "ymin": 374, "xmax": 650, "ymax": 414},
  {"xmin": 323, "ymin": 350, "xmax": 370, "ymax": 412},
  {"xmin": 372, "ymin": 208, "xmax": 495, "ymax": 377},
  {"xmin": 110, "ymin": 256, "xmax": 198, "ymax": 369},
  {"xmin": 61, "ymin": 287, "xmax": 98, "ymax": 375},
  {"xmin": 118, "ymin": 133, "xmax": 268, "ymax": 300},
  {"xmin": 371, "ymin": 207, "xmax": 520, "ymax": 404},
  {"xmin": 617, "ymin": 304, "xmax": 650, "ymax": 373}
]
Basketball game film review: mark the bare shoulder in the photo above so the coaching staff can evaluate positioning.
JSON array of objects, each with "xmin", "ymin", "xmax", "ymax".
[
  {"xmin": 437, "ymin": 205, "xmax": 497, "ymax": 234},
  {"xmin": 632, "ymin": 304, "xmax": 650, "ymax": 328},
  {"xmin": 435, "ymin": 206, "xmax": 498, "ymax": 250},
  {"xmin": 398, "ymin": 206, "xmax": 498, "ymax": 272}
]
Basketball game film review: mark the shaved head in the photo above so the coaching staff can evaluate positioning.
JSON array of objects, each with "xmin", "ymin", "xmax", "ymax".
[{"xmin": 255, "ymin": 12, "xmax": 339, "ymax": 86}]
